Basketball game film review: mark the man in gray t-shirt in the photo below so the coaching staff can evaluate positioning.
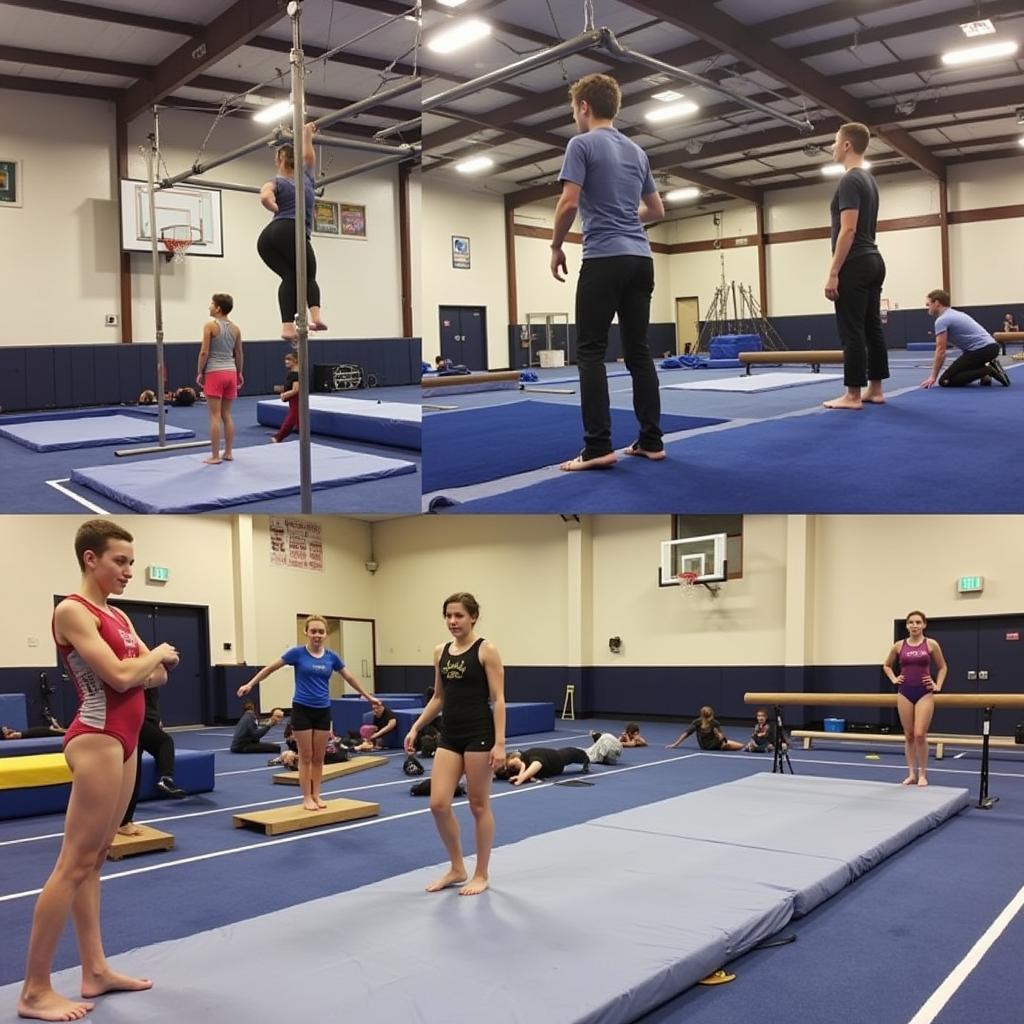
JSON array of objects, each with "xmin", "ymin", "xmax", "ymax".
[
  {"xmin": 922, "ymin": 289, "xmax": 1008, "ymax": 388},
  {"xmin": 550, "ymin": 74, "xmax": 665, "ymax": 469}
]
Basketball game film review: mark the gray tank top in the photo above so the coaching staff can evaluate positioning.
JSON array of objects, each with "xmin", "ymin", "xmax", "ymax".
[{"xmin": 206, "ymin": 318, "xmax": 238, "ymax": 372}]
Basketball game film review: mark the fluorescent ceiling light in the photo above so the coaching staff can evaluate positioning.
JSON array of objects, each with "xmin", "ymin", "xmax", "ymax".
[
  {"xmin": 665, "ymin": 187, "xmax": 700, "ymax": 202},
  {"xmin": 1019, "ymin": 137, "xmax": 1024, "ymax": 148},
  {"xmin": 645, "ymin": 100, "xmax": 699, "ymax": 123},
  {"xmin": 941, "ymin": 40, "xmax": 1019, "ymax": 66},
  {"xmin": 821, "ymin": 161, "xmax": 871, "ymax": 176},
  {"xmin": 960, "ymin": 19, "xmax": 995, "ymax": 37},
  {"xmin": 253, "ymin": 99, "xmax": 292, "ymax": 123},
  {"xmin": 652, "ymin": 90, "xmax": 684, "ymax": 102},
  {"xmin": 436, "ymin": 0, "xmax": 470, "ymax": 6},
  {"xmin": 427, "ymin": 18, "xmax": 491, "ymax": 54},
  {"xmin": 454, "ymin": 155, "xmax": 494, "ymax": 174}
]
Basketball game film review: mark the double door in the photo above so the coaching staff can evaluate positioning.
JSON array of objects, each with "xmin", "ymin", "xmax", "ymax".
[{"xmin": 439, "ymin": 305, "xmax": 487, "ymax": 369}]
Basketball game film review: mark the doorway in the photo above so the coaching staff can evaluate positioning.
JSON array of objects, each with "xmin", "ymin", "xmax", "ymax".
[
  {"xmin": 674, "ymin": 296, "xmax": 700, "ymax": 355},
  {"xmin": 439, "ymin": 305, "xmax": 487, "ymax": 369}
]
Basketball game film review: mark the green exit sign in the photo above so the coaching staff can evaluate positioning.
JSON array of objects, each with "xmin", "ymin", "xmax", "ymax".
[
  {"xmin": 957, "ymin": 575, "xmax": 984, "ymax": 593},
  {"xmin": 147, "ymin": 565, "xmax": 170, "ymax": 583}
]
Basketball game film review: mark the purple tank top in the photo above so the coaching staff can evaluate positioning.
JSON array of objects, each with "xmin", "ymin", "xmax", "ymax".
[
  {"xmin": 899, "ymin": 639, "xmax": 931, "ymax": 688},
  {"xmin": 271, "ymin": 168, "xmax": 315, "ymax": 234}
]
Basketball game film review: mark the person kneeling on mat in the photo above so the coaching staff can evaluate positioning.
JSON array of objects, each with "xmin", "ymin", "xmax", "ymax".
[
  {"xmin": 921, "ymin": 289, "xmax": 1010, "ymax": 388},
  {"xmin": 667, "ymin": 706, "xmax": 743, "ymax": 751},
  {"xmin": 585, "ymin": 731, "xmax": 623, "ymax": 765},
  {"xmin": 498, "ymin": 746, "xmax": 590, "ymax": 784}
]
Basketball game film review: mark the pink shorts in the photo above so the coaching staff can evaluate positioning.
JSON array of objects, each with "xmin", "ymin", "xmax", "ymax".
[{"xmin": 204, "ymin": 370, "xmax": 239, "ymax": 400}]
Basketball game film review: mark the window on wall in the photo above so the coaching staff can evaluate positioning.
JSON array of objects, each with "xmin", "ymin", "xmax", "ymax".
[{"xmin": 671, "ymin": 515, "xmax": 743, "ymax": 579}]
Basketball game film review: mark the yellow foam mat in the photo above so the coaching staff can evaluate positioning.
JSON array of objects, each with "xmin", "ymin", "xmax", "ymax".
[{"xmin": 0, "ymin": 753, "xmax": 71, "ymax": 789}]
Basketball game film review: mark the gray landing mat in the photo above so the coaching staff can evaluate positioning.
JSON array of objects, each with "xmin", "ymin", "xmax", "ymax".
[{"xmin": 0, "ymin": 774, "xmax": 968, "ymax": 1024}]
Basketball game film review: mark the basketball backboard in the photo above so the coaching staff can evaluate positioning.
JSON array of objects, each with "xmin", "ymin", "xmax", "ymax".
[{"xmin": 659, "ymin": 533, "xmax": 727, "ymax": 587}]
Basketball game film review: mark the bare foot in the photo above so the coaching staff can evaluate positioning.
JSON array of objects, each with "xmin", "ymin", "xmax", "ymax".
[
  {"xmin": 917, "ymin": 776, "xmax": 929, "ymax": 787},
  {"xmin": 901, "ymin": 775, "xmax": 916, "ymax": 786},
  {"xmin": 117, "ymin": 823, "xmax": 143, "ymax": 837},
  {"xmin": 315, "ymin": 798, "xmax": 327, "ymax": 809},
  {"xmin": 302, "ymin": 800, "xmax": 319, "ymax": 811},
  {"xmin": 559, "ymin": 451, "xmax": 618, "ymax": 472},
  {"xmin": 281, "ymin": 326, "xmax": 297, "ymax": 343},
  {"xmin": 309, "ymin": 320, "xmax": 328, "ymax": 331},
  {"xmin": 823, "ymin": 395, "xmax": 863, "ymax": 410},
  {"xmin": 459, "ymin": 875, "xmax": 489, "ymax": 896},
  {"xmin": 862, "ymin": 390, "xmax": 886, "ymax": 404},
  {"xmin": 222, "ymin": 453, "xmax": 233, "ymax": 461},
  {"xmin": 624, "ymin": 444, "xmax": 666, "ymax": 461},
  {"xmin": 269, "ymin": 437, "xmax": 280, "ymax": 444},
  {"xmin": 81, "ymin": 969, "xmax": 152, "ymax": 999},
  {"xmin": 202, "ymin": 456, "xmax": 222, "ymax": 465},
  {"xmin": 425, "ymin": 868, "xmax": 468, "ymax": 892},
  {"xmin": 17, "ymin": 989, "xmax": 94, "ymax": 1020}
]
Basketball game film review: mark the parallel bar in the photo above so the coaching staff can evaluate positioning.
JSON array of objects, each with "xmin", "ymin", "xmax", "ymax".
[
  {"xmin": 744, "ymin": 692, "xmax": 1024, "ymax": 708},
  {"xmin": 313, "ymin": 133, "xmax": 415, "ymax": 156},
  {"xmin": 162, "ymin": 131, "xmax": 284, "ymax": 188},
  {"xmin": 182, "ymin": 177, "xmax": 262, "ymax": 194},
  {"xmin": 312, "ymin": 77, "xmax": 421, "ymax": 131},
  {"xmin": 422, "ymin": 30, "xmax": 602, "ymax": 112},
  {"xmin": 374, "ymin": 117, "xmax": 421, "ymax": 140},
  {"xmin": 600, "ymin": 29, "xmax": 813, "ymax": 134},
  {"xmin": 316, "ymin": 150, "xmax": 415, "ymax": 187}
]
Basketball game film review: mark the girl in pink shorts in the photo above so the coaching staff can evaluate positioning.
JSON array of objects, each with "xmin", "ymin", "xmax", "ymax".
[{"xmin": 196, "ymin": 293, "xmax": 244, "ymax": 464}]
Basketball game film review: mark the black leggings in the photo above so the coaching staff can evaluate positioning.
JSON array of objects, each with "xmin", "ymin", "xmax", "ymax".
[
  {"xmin": 257, "ymin": 218, "xmax": 321, "ymax": 322},
  {"xmin": 575, "ymin": 255, "xmax": 661, "ymax": 457},
  {"xmin": 834, "ymin": 253, "xmax": 889, "ymax": 388},
  {"xmin": 232, "ymin": 741, "xmax": 281, "ymax": 755},
  {"xmin": 940, "ymin": 341, "xmax": 1000, "ymax": 386},
  {"xmin": 121, "ymin": 719, "xmax": 176, "ymax": 825}
]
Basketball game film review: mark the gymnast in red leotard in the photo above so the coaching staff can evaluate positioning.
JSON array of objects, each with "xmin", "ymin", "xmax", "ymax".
[
  {"xmin": 883, "ymin": 610, "xmax": 947, "ymax": 788},
  {"xmin": 18, "ymin": 520, "xmax": 180, "ymax": 1023}
]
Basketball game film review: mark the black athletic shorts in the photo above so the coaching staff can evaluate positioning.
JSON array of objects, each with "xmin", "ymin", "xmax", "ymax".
[
  {"xmin": 438, "ymin": 729, "xmax": 495, "ymax": 756},
  {"xmin": 290, "ymin": 702, "xmax": 331, "ymax": 732}
]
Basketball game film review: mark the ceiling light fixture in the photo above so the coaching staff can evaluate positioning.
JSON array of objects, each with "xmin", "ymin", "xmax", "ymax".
[
  {"xmin": 454, "ymin": 155, "xmax": 495, "ymax": 174},
  {"xmin": 427, "ymin": 18, "xmax": 491, "ymax": 54},
  {"xmin": 651, "ymin": 90, "xmax": 684, "ymax": 102},
  {"xmin": 941, "ymin": 40, "xmax": 1019, "ymax": 66},
  {"xmin": 253, "ymin": 99, "xmax": 292, "ymax": 123},
  {"xmin": 821, "ymin": 161, "xmax": 872, "ymax": 176},
  {"xmin": 645, "ymin": 100, "xmax": 699, "ymax": 124},
  {"xmin": 665, "ymin": 187, "xmax": 700, "ymax": 202},
  {"xmin": 960, "ymin": 19, "xmax": 995, "ymax": 37}
]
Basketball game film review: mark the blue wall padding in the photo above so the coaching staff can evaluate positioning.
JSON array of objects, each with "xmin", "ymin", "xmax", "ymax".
[
  {"xmin": 0, "ymin": 737, "xmax": 64, "ymax": 758},
  {"xmin": 0, "ymin": 694, "xmax": 28, "ymax": 732}
]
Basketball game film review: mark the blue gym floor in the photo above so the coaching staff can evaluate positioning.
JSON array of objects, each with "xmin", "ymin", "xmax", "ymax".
[
  {"xmin": 0, "ymin": 719, "xmax": 1019, "ymax": 1024},
  {"xmin": 0, "ymin": 388, "xmax": 422, "ymax": 515},
  {"xmin": 423, "ymin": 352, "xmax": 1024, "ymax": 514}
]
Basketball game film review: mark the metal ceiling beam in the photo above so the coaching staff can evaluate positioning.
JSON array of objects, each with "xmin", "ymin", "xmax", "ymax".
[
  {"xmin": 117, "ymin": 0, "xmax": 289, "ymax": 123},
  {"xmin": 0, "ymin": 71, "xmax": 116, "ymax": 100},
  {"xmin": 623, "ymin": 0, "xmax": 945, "ymax": 179},
  {"xmin": 0, "ymin": 0, "xmax": 194, "ymax": 34},
  {"xmin": 0, "ymin": 43, "xmax": 150, "ymax": 78}
]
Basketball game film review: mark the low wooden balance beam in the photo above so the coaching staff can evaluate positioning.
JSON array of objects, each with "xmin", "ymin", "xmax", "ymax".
[
  {"xmin": 272, "ymin": 754, "xmax": 386, "ymax": 786},
  {"xmin": 739, "ymin": 351, "xmax": 844, "ymax": 375},
  {"xmin": 108, "ymin": 824, "xmax": 175, "ymax": 860},
  {"xmin": 422, "ymin": 371, "xmax": 520, "ymax": 390},
  {"xmin": 791, "ymin": 730, "xmax": 1021, "ymax": 759},
  {"xmin": 233, "ymin": 798, "xmax": 380, "ymax": 836},
  {"xmin": 994, "ymin": 331, "xmax": 1024, "ymax": 356},
  {"xmin": 744, "ymin": 692, "xmax": 1024, "ymax": 708}
]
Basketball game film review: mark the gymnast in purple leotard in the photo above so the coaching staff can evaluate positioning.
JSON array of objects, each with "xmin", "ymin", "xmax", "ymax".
[{"xmin": 883, "ymin": 610, "xmax": 947, "ymax": 788}]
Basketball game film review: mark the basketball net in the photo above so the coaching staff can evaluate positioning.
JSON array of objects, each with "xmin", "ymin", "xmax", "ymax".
[
  {"xmin": 162, "ymin": 237, "xmax": 193, "ymax": 264},
  {"xmin": 676, "ymin": 571, "xmax": 700, "ymax": 596}
]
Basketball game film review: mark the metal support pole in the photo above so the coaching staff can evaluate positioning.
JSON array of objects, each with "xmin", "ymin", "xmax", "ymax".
[
  {"xmin": 290, "ymin": 1, "xmax": 312, "ymax": 513},
  {"xmin": 422, "ymin": 30, "xmax": 602, "ymax": 111},
  {"xmin": 146, "ymin": 112, "xmax": 166, "ymax": 447},
  {"xmin": 311, "ymin": 78, "xmax": 421, "ymax": 131},
  {"xmin": 316, "ymin": 149, "xmax": 417, "ymax": 187},
  {"xmin": 977, "ymin": 706, "xmax": 998, "ymax": 809},
  {"xmin": 600, "ymin": 29, "xmax": 814, "ymax": 134},
  {"xmin": 162, "ymin": 130, "xmax": 286, "ymax": 188},
  {"xmin": 312, "ymin": 133, "xmax": 415, "ymax": 156},
  {"xmin": 373, "ymin": 117, "xmax": 422, "ymax": 140},
  {"xmin": 181, "ymin": 178, "xmax": 262, "ymax": 194}
]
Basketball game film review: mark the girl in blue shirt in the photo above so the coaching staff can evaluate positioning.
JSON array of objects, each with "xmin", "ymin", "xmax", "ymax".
[{"xmin": 238, "ymin": 615, "xmax": 380, "ymax": 811}]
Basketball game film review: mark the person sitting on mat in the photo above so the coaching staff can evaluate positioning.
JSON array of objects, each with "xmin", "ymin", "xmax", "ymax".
[
  {"xmin": 270, "ymin": 723, "xmax": 349, "ymax": 768},
  {"xmin": 619, "ymin": 721, "xmax": 647, "ymax": 747},
  {"xmin": 666, "ymin": 706, "xmax": 743, "ymax": 751},
  {"xmin": 585, "ymin": 731, "xmax": 622, "ymax": 765},
  {"xmin": 920, "ymin": 289, "xmax": 1009, "ymax": 388},
  {"xmin": 883, "ymin": 609, "xmax": 948, "ymax": 787},
  {"xmin": 498, "ymin": 746, "xmax": 590, "ymax": 784},
  {"xmin": 270, "ymin": 350, "xmax": 301, "ymax": 445},
  {"xmin": 230, "ymin": 702, "xmax": 284, "ymax": 754},
  {"xmin": 257, "ymin": 122, "xmax": 327, "ymax": 344},
  {"xmin": 1003, "ymin": 312, "xmax": 1019, "ymax": 333},
  {"xmin": 743, "ymin": 707, "xmax": 788, "ymax": 753},
  {"xmin": 352, "ymin": 703, "xmax": 397, "ymax": 750},
  {"xmin": 196, "ymin": 293, "xmax": 244, "ymax": 465},
  {"xmin": 1, "ymin": 722, "xmax": 66, "ymax": 740}
]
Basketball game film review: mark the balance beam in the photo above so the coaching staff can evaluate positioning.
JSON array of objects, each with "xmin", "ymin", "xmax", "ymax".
[
  {"xmin": 744, "ymin": 692, "xmax": 1024, "ymax": 708},
  {"xmin": 792, "ymin": 730, "xmax": 1021, "ymax": 759},
  {"xmin": 271, "ymin": 754, "xmax": 387, "ymax": 786},
  {"xmin": 422, "ymin": 371, "xmax": 520, "ymax": 395},
  {"xmin": 108, "ymin": 824, "xmax": 175, "ymax": 860},
  {"xmin": 994, "ymin": 331, "xmax": 1024, "ymax": 355},
  {"xmin": 233, "ymin": 798, "xmax": 380, "ymax": 836},
  {"xmin": 739, "ymin": 351, "xmax": 844, "ymax": 375}
]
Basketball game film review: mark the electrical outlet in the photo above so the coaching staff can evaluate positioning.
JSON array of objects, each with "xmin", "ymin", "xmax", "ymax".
[
  {"xmin": 104, "ymin": 314, "xmax": 118, "ymax": 327},
  {"xmin": 223, "ymin": 642, "xmax": 232, "ymax": 651}
]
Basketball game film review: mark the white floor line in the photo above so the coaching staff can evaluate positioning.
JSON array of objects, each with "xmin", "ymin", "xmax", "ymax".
[
  {"xmin": 0, "ymin": 754, "xmax": 700, "ymax": 901},
  {"xmin": 907, "ymin": 883, "xmax": 1024, "ymax": 1024},
  {"xmin": 44, "ymin": 479, "xmax": 108, "ymax": 514}
]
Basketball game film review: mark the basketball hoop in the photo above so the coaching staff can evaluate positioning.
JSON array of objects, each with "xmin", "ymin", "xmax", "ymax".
[
  {"xmin": 676, "ymin": 571, "xmax": 700, "ymax": 596},
  {"xmin": 160, "ymin": 225, "xmax": 197, "ymax": 264}
]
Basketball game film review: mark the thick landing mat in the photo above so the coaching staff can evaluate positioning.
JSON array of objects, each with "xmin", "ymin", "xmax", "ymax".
[
  {"xmin": 0, "ymin": 413, "xmax": 194, "ymax": 452},
  {"xmin": 664, "ymin": 371, "xmax": 843, "ymax": 393},
  {"xmin": 70, "ymin": 442, "xmax": 416, "ymax": 513},
  {"xmin": 450, "ymin": 384, "xmax": 1023, "ymax": 513},
  {"xmin": 0, "ymin": 774, "xmax": 967, "ymax": 1023},
  {"xmin": 256, "ymin": 395, "xmax": 421, "ymax": 450},
  {"xmin": 422, "ymin": 400, "xmax": 724, "ymax": 491}
]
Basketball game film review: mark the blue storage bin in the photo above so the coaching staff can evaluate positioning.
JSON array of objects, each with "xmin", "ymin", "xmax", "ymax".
[{"xmin": 823, "ymin": 717, "xmax": 845, "ymax": 732}]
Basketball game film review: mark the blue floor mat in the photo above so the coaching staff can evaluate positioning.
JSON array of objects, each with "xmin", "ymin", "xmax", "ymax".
[
  {"xmin": 422, "ymin": 400, "xmax": 724, "ymax": 491},
  {"xmin": 257, "ymin": 395, "xmax": 421, "ymax": 450},
  {"xmin": 448, "ymin": 387, "xmax": 1023, "ymax": 513},
  {"xmin": 71, "ymin": 442, "xmax": 416, "ymax": 513},
  {"xmin": 0, "ymin": 413, "xmax": 194, "ymax": 451}
]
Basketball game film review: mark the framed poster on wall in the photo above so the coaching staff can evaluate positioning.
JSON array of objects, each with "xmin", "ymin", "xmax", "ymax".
[
  {"xmin": 452, "ymin": 235, "xmax": 470, "ymax": 269},
  {"xmin": 0, "ymin": 159, "xmax": 21, "ymax": 207}
]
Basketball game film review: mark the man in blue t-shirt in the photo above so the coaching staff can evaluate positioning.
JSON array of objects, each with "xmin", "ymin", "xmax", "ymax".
[
  {"xmin": 823, "ymin": 122, "xmax": 888, "ymax": 411},
  {"xmin": 921, "ymin": 289, "xmax": 1009, "ymax": 388},
  {"xmin": 551, "ymin": 73, "xmax": 665, "ymax": 469}
]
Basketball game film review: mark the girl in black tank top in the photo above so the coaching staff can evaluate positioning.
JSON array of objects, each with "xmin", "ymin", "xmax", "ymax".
[{"xmin": 404, "ymin": 592, "xmax": 506, "ymax": 898}]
